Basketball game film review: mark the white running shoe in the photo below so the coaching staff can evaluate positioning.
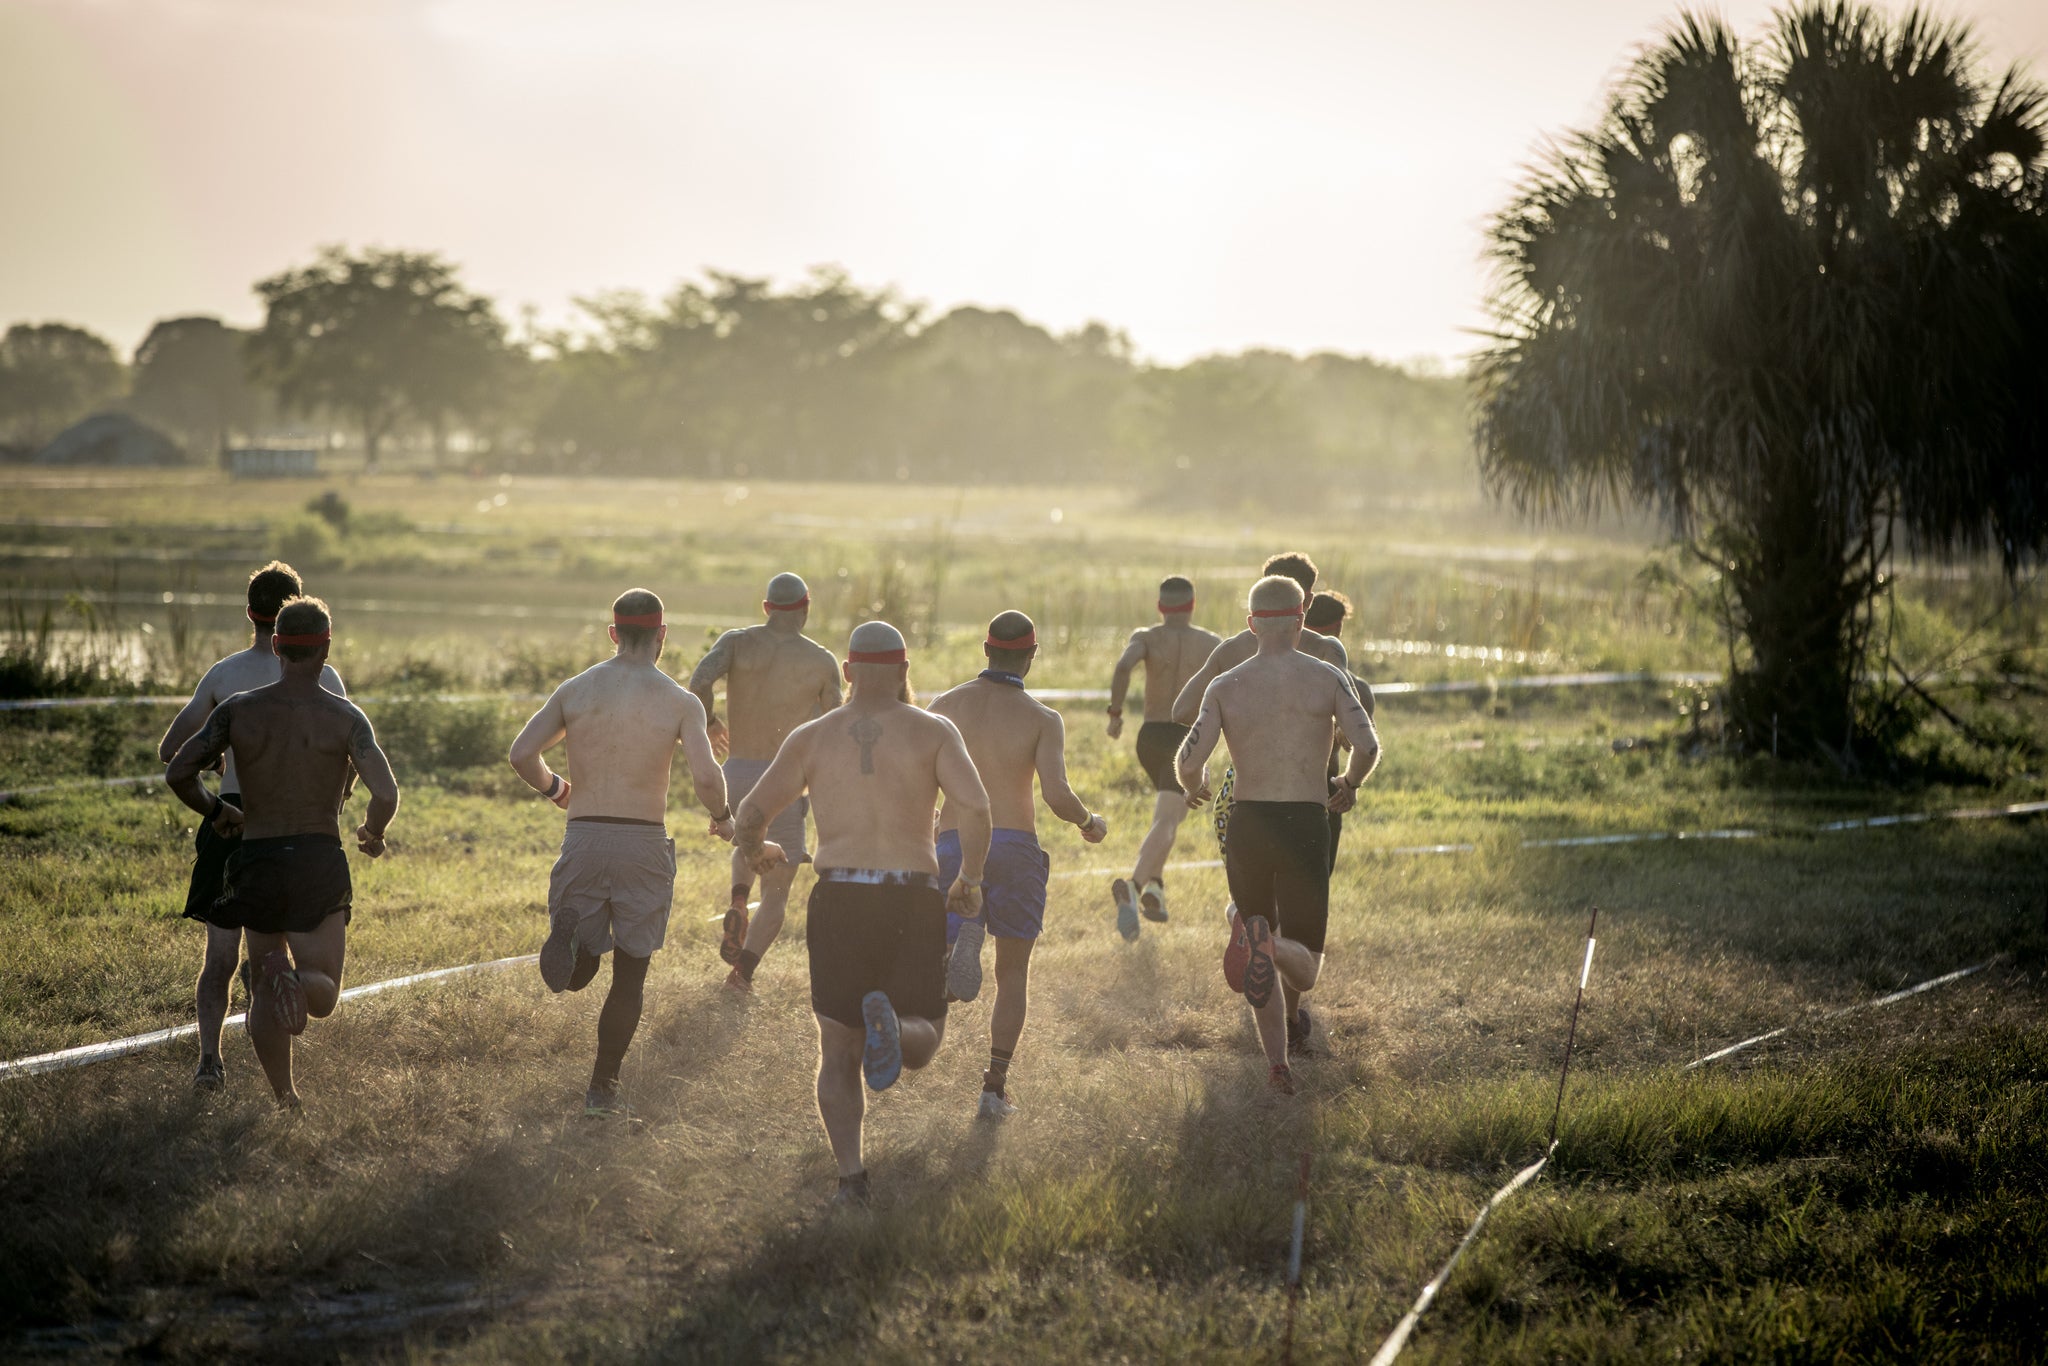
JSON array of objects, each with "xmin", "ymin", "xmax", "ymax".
[{"xmin": 978, "ymin": 1089, "xmax": 1017, "ymax": 1120}]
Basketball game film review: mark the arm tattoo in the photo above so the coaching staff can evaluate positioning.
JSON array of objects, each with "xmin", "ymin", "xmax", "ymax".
[
  {"xmin": 195, "ymin": 703, "xmax": 233, "ymax": 767},
  {"xmin": 688, "ymin": 632, "xmax": 739, "ymax": 692},
  {"xmin": 347, "ymin": 712, "xmax": 383, "ymax": 770},
  {"xmin": 736, "ymin": 804, "xmax": 768, "ymax": 855},
  {"xmin": 849, "ymin": 716, "xmax": 882, "ymax": 774}
]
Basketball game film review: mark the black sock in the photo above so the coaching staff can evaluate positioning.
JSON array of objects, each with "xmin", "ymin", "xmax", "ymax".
[
  {"xmin": 735, "ymin": 948, "xmax": 761, "ymax": 981},
  {"xmin": 985, "ymin": 1046, "xmax": 1014, "ymax": 1093},
  {"xmin": 590, "ymin": 950, "xmax": 651, "ymax": 1091}
]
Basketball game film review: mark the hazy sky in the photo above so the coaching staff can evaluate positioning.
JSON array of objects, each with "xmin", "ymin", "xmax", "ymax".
[{"xmin": 5, "ymin": 0, "xmax": 2045, "ymax": 366}]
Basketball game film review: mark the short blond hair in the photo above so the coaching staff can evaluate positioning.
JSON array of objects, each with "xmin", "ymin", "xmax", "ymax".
[{"xmin": 1247, "ymin": 575, "xmax": 1305, "ymax": 636}]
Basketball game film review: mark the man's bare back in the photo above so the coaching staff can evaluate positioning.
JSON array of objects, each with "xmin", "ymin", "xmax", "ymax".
[
  {"xmin": 171, "ymin": 686, "xmax": 391, "ymax": 841},
  {"xmin": 1172, "ymin": 627, "xmax": 1351, "ymax": 726},
  {"xmin": 1121, "ymin": 621, "xmax": 1223, "ymax": 723},
  {"xmin": 1196, "ymin": 651, "xmax": 1378, "ymax": 804},
  {"xmin": 929, "ymin": 679, "xmax": 1094, "ymax": 837},
  {"xmin": 692, "ymin": 626, "xmax": 840, "ymax": 761},
  {"xmin": 160, "ymin": 648, "xmax": 347, "ymax": 791},
  {"xmin": 776, "ymin": 701, "xmax": 978, "ymax": 873},
  {"xmin": 529, "ymin": 659, "xmax": 718, "ymax": 824}
]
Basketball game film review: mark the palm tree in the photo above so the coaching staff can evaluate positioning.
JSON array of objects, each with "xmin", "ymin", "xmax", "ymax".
[{"xmin": 1476, "ymin": 2, "xmax": 2048, "ymax": 762}]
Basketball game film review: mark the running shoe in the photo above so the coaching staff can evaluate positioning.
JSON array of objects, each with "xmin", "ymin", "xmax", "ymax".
[
  {"xmin": 861, "ymin": 991, "xmax": 903, "ymax": 1092},
  {"xmin": 583, "ymin": 1086, "xmax": 633, "ymax": 1118},
  {"xmin": 1241, "ymin": 916, "xmax": 1276, "ymax": 1009},
  {"xmin": 1287, "ymin": 1006, "xmax": 1315, "ymax": 1057},
  {"xmin": 275, "ymin": 1090, "xmax": 304, "ymax": 1112},
  {"xmin": 261, "ymin": 950, "xmax": 307, "ymax": 1035},
  {"xmin": 1268, "ymin": 1063, "xmax": 1296, "ymax": 1096},
  {"xmin": 1222, "ymin": 907, "xmax": 1251, "ymax": 993},
  {"xmin": 947, "ymin": 917, "xmax": 986, "ymax": 1003},
  {"xmin": 192, "ymin": 1054, "xmax": 225, "ymax": 1092},
  {"xmin": 719, "ymin": 901, "xmax": 749, "ymax": 966},
  {"xmin": 977, "ymin": 1088, "xmax": 1018, "ymax": 1120},
  {"xmin": 723, "ymin": 965, "xmax": 752, "ymax": 996},
  {"xmin": 538, "ymin": 911, "xmax": 580, "ymax": 994},
  {"xmin": 833, "ymin": 1170, "xmax": 872, "ymax": 1206},
  {"xmin": 1140, "ymin": 879, "xmax": 1168, "ymax": 923},
  {"xmin": 1112, "ymin": 878, "xmax": 1140, "ymax": 941}
]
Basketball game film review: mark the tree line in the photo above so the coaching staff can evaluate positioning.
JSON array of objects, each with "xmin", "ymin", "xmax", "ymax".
[{"xmin": 0, "ymin": 250, "xmax": 1470, "ymax": 496}]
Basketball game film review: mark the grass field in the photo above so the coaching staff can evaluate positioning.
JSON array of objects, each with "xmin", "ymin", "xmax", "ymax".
[{"xmin": 3, "ymin": 469, "xmax": 2046, "ymax": 1362}]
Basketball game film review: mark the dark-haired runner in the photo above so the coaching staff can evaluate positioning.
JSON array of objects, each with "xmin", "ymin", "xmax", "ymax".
[
  {"xmin": 1304, "ymin": 590, "xmax": 1376, "ymax": 886},
  {"xmin": 158, "ymin": 561, "xmax": 348, "ymax": 1091},
  {"xmin": 734, "ymin": 621, "xmax": 990, "ymax": 1204},
  {"xmin": 930, "ymin": 611, "xmax": 1107, "ymax": 1118},
  {"xmin": 1177, "ymin": 576, "xmax": 1380, "ymax": 1095},
  {"xmin": 511, "ymin": 588, "xmax": 732, "ymax": 1117},
  {"xmin": 688, "ymin": 572, "xmax": 841, "ymax": 994},
  {"xmin": 165, "ymin": 596, "xmax": 396, "ymax": 1108},
  {"xmin": 1105, "ymin": 576, "xmax": 1219, "ymax": 938}
]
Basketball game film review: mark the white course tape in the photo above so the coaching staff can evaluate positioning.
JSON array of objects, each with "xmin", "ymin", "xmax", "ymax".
[
  {"xmin": 0, "ymin": 954, "xmax": 537, "ymax": 1082},
  {"xmin": 0, "ymin": 774, "xmax": 159, "ymax": 802},
  {"xmin": 1367, "ymin": 1144, "xmax": 1558, "ymax": 1366},
  {"xmin": 0, "ymin": 670, "xmax": 1718, "ymax": 713},
  {"xmin": 1683, "ymin": 959, "xmax": 1996, "ymax": 1070}
]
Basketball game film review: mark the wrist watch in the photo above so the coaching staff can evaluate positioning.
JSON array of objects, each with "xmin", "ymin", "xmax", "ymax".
[{"xmin": 710, "ymin": 807, "xmax": 733, "ymax": 823}]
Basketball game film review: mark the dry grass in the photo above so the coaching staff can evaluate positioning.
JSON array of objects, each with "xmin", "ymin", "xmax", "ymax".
[{"xmin": 3, "ymin": 471, "xmax": 2046, "ymax": 1360}]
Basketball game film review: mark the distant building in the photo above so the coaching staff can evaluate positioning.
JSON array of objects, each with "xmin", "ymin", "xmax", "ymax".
[
  {"xmin": 34, "ymin": 412, "xmax": 184, "ymax": 467},
  {"xmin": 226, "ymin": 445, "xmax": 321, "ymax": 479}
]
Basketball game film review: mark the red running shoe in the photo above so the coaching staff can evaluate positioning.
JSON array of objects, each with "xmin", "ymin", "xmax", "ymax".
[
  {"xmin": 1222, "ymin": 907, "xmax": 1250, "ymax": 993},
  {"xmin": 1242, "ymin": 916, "xmax": 1276, "ymax": 1009},
  {"xmin": 261, "ymin": 950, "xmax": 307, "ymax": 1036}
]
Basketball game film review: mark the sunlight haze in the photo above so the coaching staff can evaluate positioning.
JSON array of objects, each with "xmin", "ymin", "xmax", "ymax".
[{"xmin": 4, "ymin": 0, "xmax": 2045, "ymax": 364}]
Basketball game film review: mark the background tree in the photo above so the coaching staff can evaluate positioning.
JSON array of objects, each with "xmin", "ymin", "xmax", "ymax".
[
  {"xmin": 1476, "ymin": 2, "xmax": 2048, "ymax": 762},
  {"xmin": 0, "ymin": 322, "xmax": 126, "ymax": 448},
  {"xmin": 248, "ymin": 247, "xmax": 508, "ymax": 467},
  {"xmin": 127, "ymin": 316, "xmax": 269, "ymax": 458}
]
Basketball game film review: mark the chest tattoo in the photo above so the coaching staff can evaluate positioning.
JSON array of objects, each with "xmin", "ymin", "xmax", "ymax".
[{"xmin": 849, "ymin": 716, "xmax": 883, "ymax": 774}]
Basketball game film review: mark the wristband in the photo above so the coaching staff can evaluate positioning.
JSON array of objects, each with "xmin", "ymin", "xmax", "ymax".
[
  {"xmin": 1106, "ymin": 705, "xmax": 1123, "ymax": 716},
  {"xmin": 544, "ymin": 773, "xmax": 564, "ymax": 801},
  {"xmin": 1078, "ymin": 812, "xmax": 1100, "ymax": 830},
  {"xmin": 710, "ymin": 807, "xmax": 733, "ymax": 823}
]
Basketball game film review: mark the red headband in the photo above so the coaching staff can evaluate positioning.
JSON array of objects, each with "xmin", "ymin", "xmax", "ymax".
[
  {"xmin": 766, "ymin": 596, "xmax": 809, "ymax": 612},
  {"xmin": 1251, "ymin": 607, "xmax": 1304, "ymax": 618},
  {"xmin": 273, "ymin": 630, "xmax": 330, "ymax": 647},
  {"xmin": 614, "ymin": 612, "xmax": 664, "ymax": 628},
  {"xmin": 986, "ymin": 631, "xmax": 1036, "ymax": 651},
  {"xmin": 848, "ymin": 649, "xmax": 907, "ymax": 664},
  {"xmin": 1158, "ymin": 600, "xmax": 1195, "ymax": 614},
  {"xmin": 247, "ymin": 608, "xmax": 276, "ymax": 624}
]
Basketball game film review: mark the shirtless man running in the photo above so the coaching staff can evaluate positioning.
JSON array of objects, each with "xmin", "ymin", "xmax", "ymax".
[
  {"xmin": 510, "ymin": 588, "xmax": 732, "ymax": 1116},
  {"xmin": 1176, "ymin": 576, "xmax": 1380, "ymax": 1095},
  {"xmin": 1104, "ymin": 575, "xmax": 1219, "ymax": 939},
  {"xmin": 157, "ymin": 560, "xmax": 348, "ymax": 1092},
  {"xmin": 688, "ymin": 572, "xmax": 841, "ymax": 994},
  {"xmin": 733, "ymin": 621, "xmax": 990, "ymax": 1204},
  {"xmin": 1304, "ymin": 589, "xmax": 1377, "ymax": 878},
  {"xmin": 1172, "ymin": 553, "xmax": 1356, "ymax": 863},
  {"xmin": 930, "ymin": 611, "xmax": 1107, "ymax": 1119},
  {"xmin": 165, "ymin": 596, "xmax": 398, "ymax": 1108}
]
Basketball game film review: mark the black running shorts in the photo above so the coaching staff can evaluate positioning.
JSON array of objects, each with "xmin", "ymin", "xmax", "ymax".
[
  {"xmin": 209, "ymin": 833, "xmax": 353, "ymax": 936},
  {"xmin": 182, "ymin": 791, "xmax": 242, "ymax": 923},
  {"xmin": 806, "ymin": 870, "xmax": 949, "ymax": 1029},
  {"xmin": 1224, "ymin": 800, "xmax": 1332, "ymax": 955},
  {"xmin": 1135, "ymin": 721, "xmax": 1189, "ymax": 793}
]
